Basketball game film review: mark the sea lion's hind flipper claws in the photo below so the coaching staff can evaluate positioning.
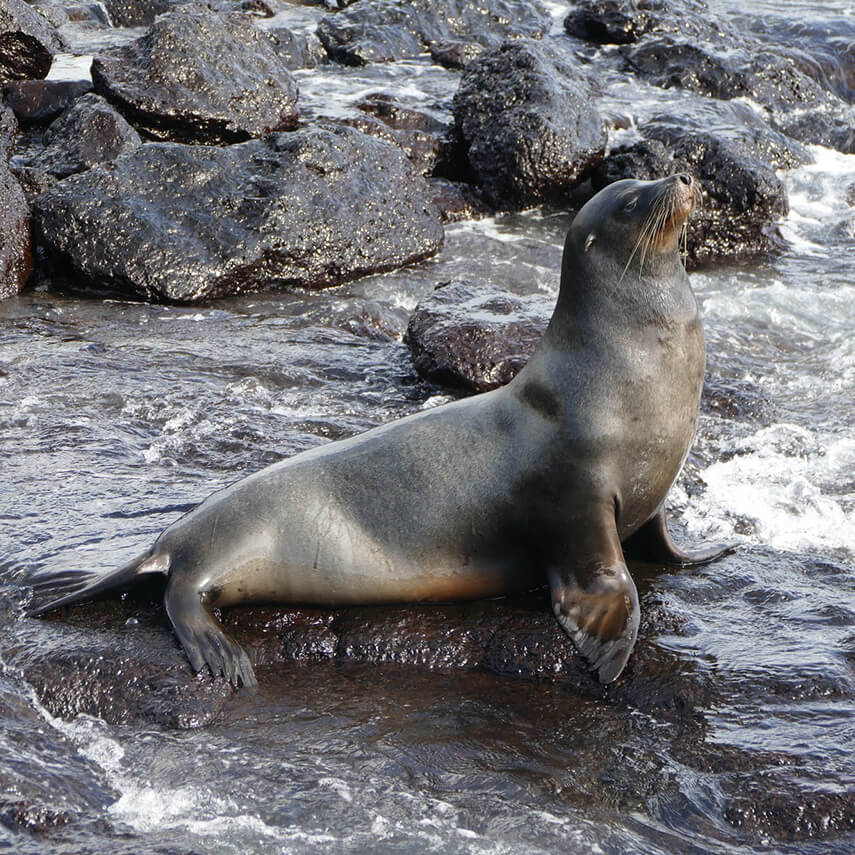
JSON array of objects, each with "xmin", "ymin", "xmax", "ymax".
[
  {"xmin": 164, "ymin": 581, "xmax": 257, "ymax": 690},
  {"xmin": 623, "ymin": 509, "xmax": 737, "ymax": 566},
  {"xmin": 549, "ymin": 564, "xmax": 640, "ymax": 684}
]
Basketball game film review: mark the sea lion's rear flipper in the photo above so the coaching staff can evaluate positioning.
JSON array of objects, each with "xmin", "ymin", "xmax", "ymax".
[
  {"xmin": 623, "ymin": 508, "xmax": 737, "ymax": 566},
  {"xmin": 28, "ymin": 552, "xmax": 169, "ymax": 616},
  {"xmin": 164, "ymin": 579, "xmax": 257, "ymax": 690},
  {"xmin": 548, "ymin": 508, "xmax": 640, "ymax": 684}
]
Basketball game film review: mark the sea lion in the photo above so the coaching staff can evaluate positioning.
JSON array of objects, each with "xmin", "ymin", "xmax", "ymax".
[{"xmin": 29, "ymin": 174, "xmax": 732, "ymax": 688}]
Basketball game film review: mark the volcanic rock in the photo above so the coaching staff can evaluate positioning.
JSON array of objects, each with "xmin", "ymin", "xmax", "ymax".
[{"xmin": 33, "ymin": 124, "xmax": 444, "ymax": 302}]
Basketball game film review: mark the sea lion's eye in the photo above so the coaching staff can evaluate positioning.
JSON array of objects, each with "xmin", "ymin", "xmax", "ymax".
[{"xmin": 624, "ymin": 197, "xmax": 637, "ymax": 211}]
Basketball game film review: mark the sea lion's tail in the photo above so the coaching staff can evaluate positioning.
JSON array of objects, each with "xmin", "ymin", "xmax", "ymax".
[{"xmin": 27, "ymin": 551, "xmax": 170, "ymax": 616}]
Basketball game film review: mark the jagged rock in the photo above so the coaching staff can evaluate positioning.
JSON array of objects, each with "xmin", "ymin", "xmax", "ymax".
[
  {"xmin": 40, "ymin": 93, "xmax": 142, "ymax": 178},
  {"xmin": 317, "ymin": 0, "xmax": 550, "ymax": 66},
  {"xmin": 99, "ymin": 0, "xmax": 177, "ymax": 27},
  {"xmin": 428, "ymin": 177, "xmax": 490, "ymax": 223},
  {"xmin": 0, "ymin": 163, "xmax": 31, "ymax": 299},
  {"xmin": 0, "ymin": 101, "xmax": 15, "ymax": 159},
  {"xmin": 91, "ymin": 5, "xmax": 299, "ymax": 143},
  {"xmin": 268, "ymin": 25, "xmax": 326, "ymax": 69},
  {"xmin": 33, "ymin": 124, "xmax": 444, "ymax": 302},
  {"xmin": 453, "ymin": 39, "xmax": 607, "ymax": 210},
  {"xmin": 406, "ymin": 279, "xmax": 550, "ymax": 391},
  {"xmin": 3, "ymin": 78, "xmax": 92, "ymax": 124},
  {"xmin": 0, "ymin": 0, "xmax": 64, "ymax": 81},
  {"xmin": 564, "ymin": 0, "xmax": 655, "ymax": 44},
  {"xmin": 591, "ymin": 127, "xmax": 789, "ymax": 267}
]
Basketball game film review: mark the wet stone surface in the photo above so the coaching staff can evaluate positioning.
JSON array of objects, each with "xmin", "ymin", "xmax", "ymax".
[
  {"xmin": 91, "ymin": 5, "xmax": 299, "ymax": 144},
  {"xmin": 32, "ymin": 124, "xmax": 444, "ymax": 302}
]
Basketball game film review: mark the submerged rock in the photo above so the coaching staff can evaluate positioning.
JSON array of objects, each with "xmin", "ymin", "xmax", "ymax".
[
  {"xmin": 317, "ymin": 0, "xmax": 550, "ymax": 66},
  {"xmin": 33, "ymin": 124, "xmax": 444, "ymax": 302},
  {"xmin": 0, "ymin": 163, "xmax": 32, "ymax": 299},
  {"xmin": 40, "ymin": 93, "xmax": 142, "ymax": 178},
  {"xmin": 268, "ymin": 24, "xmax": 326, "ymax": 70},
  {"xmin": 2, "ymin": 78, "xmax": 92, "ymax": 124},
  {"xmin": 564, "ymin": 0, "xmax": 655, "ymax": 45},
  {"xmin": 91, "ymin": 5, "xmax": 299, "ymax": 143},
  {"xmin": 406, "ymin": 279, "xmax": 549, "ymax": 392},
  {"xmin": 0, "ymin": 0, "xmax": 64, "ymax": 81},
  {"xmin": 453, "ymin": 40, "xmax": 607, "ymax": 210}
]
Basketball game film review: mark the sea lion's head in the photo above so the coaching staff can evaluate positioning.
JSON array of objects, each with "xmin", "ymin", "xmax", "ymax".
[{"xmin": 567, "ymin": 174, "xmax": 697, "ymax": 280}]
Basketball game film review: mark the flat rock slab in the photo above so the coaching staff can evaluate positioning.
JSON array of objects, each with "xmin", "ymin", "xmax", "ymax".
[
  {"xmin": 33, "ymin": 124, "xmax": 444, "ymax": 302},
  {"xmin": 3, "ymin": 78, "xmax": 92, "ymax": 124},
  {"xmin": 91, "ymin": 5, "xmax": 299, "ymax": 143},
  {"xmin": 453, "ymin": 39, "xmax": 607, "ymax": 210}
]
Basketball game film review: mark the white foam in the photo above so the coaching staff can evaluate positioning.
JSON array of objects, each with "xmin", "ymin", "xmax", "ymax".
[
  {"xmin": 47, "ymin": 54, "xmax": 92, "ymax": 82},
  {"xmin": 681, "ymin": 425, "xmax": 855, "ymax": 553}
]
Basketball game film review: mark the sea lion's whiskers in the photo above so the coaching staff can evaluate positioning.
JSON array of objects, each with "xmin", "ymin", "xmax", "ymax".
[{"xmin": 621, "ymin": 195, "xmax": 664, "ymax": 279}]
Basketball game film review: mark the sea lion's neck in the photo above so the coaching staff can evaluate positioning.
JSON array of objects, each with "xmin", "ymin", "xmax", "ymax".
[{"xmin": 542, "ymin": 248, "xmax": 697, "ymax": 350}]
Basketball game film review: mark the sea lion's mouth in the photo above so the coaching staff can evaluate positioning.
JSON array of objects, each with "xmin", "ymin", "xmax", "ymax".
[{"xmin": 623, "ymin": 174, "xmax": 697, "ymax": 275}]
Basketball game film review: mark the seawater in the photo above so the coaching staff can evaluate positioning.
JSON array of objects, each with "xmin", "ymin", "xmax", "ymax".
[{"xmin": 1, "ymin": 1, "xmax": 854, "ymax": 852}]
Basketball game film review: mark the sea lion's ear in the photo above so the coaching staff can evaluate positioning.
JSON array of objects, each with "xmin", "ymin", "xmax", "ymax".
[{"xmin": 584, "ymin": 233, "xmax": 596, "ymax": 252}]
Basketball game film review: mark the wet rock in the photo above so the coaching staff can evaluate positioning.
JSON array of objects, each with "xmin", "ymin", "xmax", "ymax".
[
  {"xmin": 317, "ymin": 0, "xmax": 550, "ymax": 66},
  {"xmin": 9, "ymin": 163, "xmax": 55, "ymax": 205},
  {"xmin": 591, "ymin": 127, "xmax": 789, "ymax": 267},
  {"xmin": 724, "ymin": 781, "xmax": 855, "ymax": 841},
  {"xmin": 268, "ymin": 24, "xmax": 326, "ymax": 70},
  {"xmin": 622, "ymin": 33, "xmax": 855, "ymax": 152},
  {"xmin": 33, "ymin": 124, "xmax": 444, "ymax": 302},
  {"xmin": 429, "ymin": 39, "xmax": 484, "ymax": 70},
  {"xmin": 91, "ymin": 5, "xmax": 299, "ymax": 144},
  {"xmin": 428, "ymin": 177, "xmax": 490, "ymax": 223},
  {"xmin": 0, "ymin": 101, "xmax": 14, "ymax": 159},
  {"xmin": 2, "ymin": 78, "xmax": 92, "ymax": 124},
  {"xmin": 453, "ymin": 40, "xmax": 607, "ymax": 210},
  {"xmin": 0, "ymin": 0, "xmax": 64, "ymax": 81},
  {"xmin": 846, "ymin": 182, "xmax": 855, "ymax": 208},
  {"xmin": 406, "ymin": 279, "xmax": 550, "ymax": 392},
  {"xmin": 564, "ymin": 0, "xmax": 655, "ymax": 45},
  {"xmin": 40, "ymin": 93, "xmax": 142, "ymax": 178},
  {"xmin": 342, "ymin": 93, "xmax": 452, "ymax": 177},
  {"xmin": 99, "ymin": 0, "xmax": 177, "ymax": 28},
  {"xmin": 0, "ymin": 163, "xmax": 31, "ymax": 299}
]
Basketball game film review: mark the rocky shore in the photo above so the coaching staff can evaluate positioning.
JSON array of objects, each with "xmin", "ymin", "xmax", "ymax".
[{"xmin": 1, "ymin": 0, "xmax": 852, "ymax": 306}]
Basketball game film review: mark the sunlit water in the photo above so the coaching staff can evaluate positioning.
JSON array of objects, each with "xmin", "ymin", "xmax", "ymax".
[{"xmin": 1, "ymin": 1, "xmax": 853, "ymax": 852}]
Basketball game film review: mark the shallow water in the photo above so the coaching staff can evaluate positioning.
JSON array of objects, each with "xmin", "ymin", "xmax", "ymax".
[{"xmin": 2, "ymin": 0, "xmax": 854, "ymax": 852}]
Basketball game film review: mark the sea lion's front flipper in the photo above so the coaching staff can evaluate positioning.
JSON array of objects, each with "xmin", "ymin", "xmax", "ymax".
[
  {"xmin": 548, "ymin": 510, "xmax": 639, "ymax": 684},
  {"xmin": 623, "ymin": 508, "xmax": 736, "ymax": 567},
  {"xmin": 164, "ymin": 578, "xmax": 257, "ymax": 690}
]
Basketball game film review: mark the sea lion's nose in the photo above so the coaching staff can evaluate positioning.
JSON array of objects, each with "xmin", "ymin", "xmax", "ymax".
[{"xmin": 677, "ymin": 173, "xmax": 693, "ymax": 186}]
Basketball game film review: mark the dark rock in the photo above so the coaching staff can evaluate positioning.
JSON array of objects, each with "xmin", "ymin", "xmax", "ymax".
[
  {"xmin": 591, "ymin": 127, "xmax": 789, "ymax": 267},
  {"xmin": 406, "ymin": 279, "xmax": 550, "ymax": 392},
  {"xmin": 9, "ymin": 163, "xmax": 55, "ymax": 205},
  {"xmin": 99, "ymin": 0, "xmax": 176, "ymax": 27},
  {"xmin": 0, "ymin": 0, "xmax": 64, "ymax": 82},
  {"xmin": 564, "ymin": 0, "xmax": 654, "ymax": 45},
  {"xmin": 269, "ymin": 24, "xmax": 326, "ymax": 70},
  {"xmin": 429, "ymin": 39, "xmax": 484, "ymax": 70},
  {"xmin": 453, "ymin": 39, "xmax": 607, "ymax": 210},
  {"xmin": 317, "ymin": 0, "xmax": 550, "ymax": 66},
  {"xmin": 33, "ymin": 124, "xmax": 444, "ymax": 302},
  {"xmin": 0, "ymin": 101, "xmax": 15, "ymax": 159},
  {"xmin": 622, "ymin": 32, "xmax": 855, "ymax": 152},
  {"xmin": 55, "ymin": 1, "xmax": 109, "ymax": 26},
  {"xmin": 91, "ymin": 5, "xmax": 299, "ymax": 144},
  {"xmin": 428, "ymin": 177, "xmax": 490, "ymax": 223},
  {"xmin": 724, "ymin": 781, "xmax": 855, "ymax": 841},
  {"xmin": 40, "ymin": 93, "xmax": 142, "ymax": 178},
  {"xmin": 344, "ymin": 93, "xmax": 452, "ymax": 176},
  {"xmin": 3, "ymin": 78, "xmax": 92, "ymax": 124},
  {"xmin": 0, "ymin": 163, "xmax": 31, "ymax": 299},
  {"xmin": 846, "ymin": 182, "xmax": 855, "ymax": 208}
]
